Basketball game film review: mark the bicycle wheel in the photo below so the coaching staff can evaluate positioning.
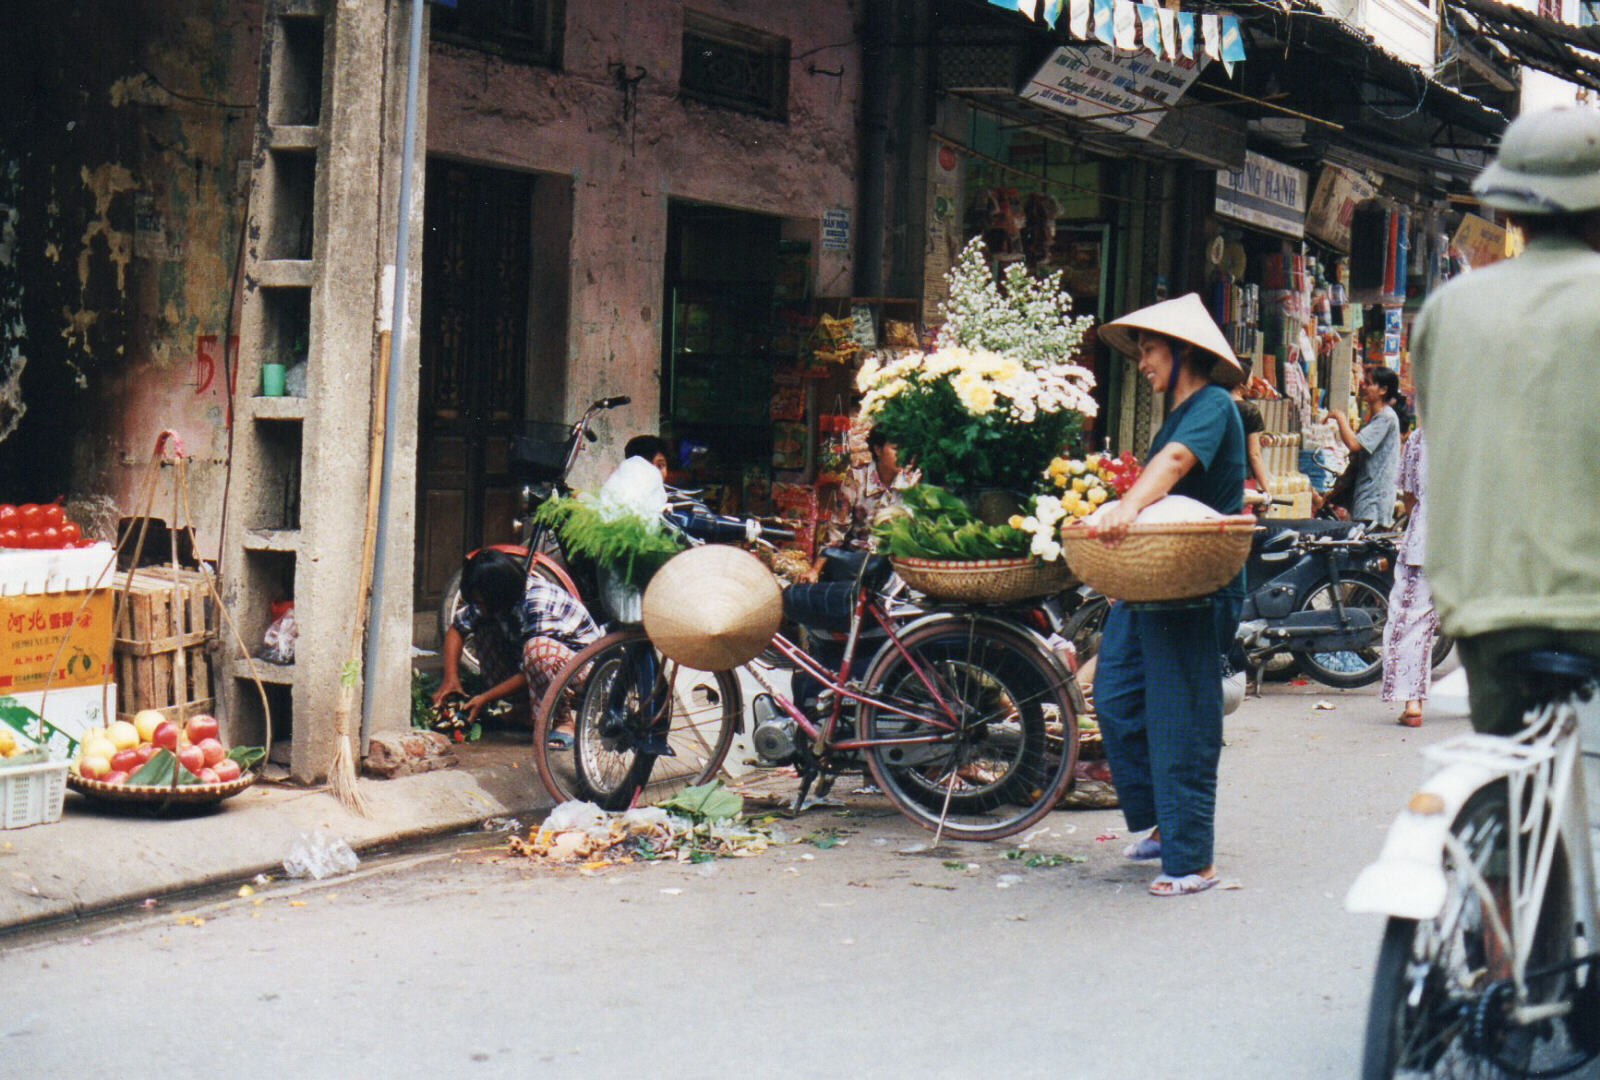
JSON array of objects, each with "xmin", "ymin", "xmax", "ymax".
[
  {"xmin": 1292, "ymin": 573, "xmax": 1389, "ymax": 689},
  {"xmin": 858, "ymin": 617, "xmax": 1077, "ymax": 841},
  {"xmin": 1361, "ymin": 782, "xmax": 1595, "ymax": 1079},
  {"xmin": 1063, "ymin": 595, "xmax": 1109, "ymax": 662},
  {"xmin": 535, "ymin": 630, "xmax": 740, "ymax": 811}
]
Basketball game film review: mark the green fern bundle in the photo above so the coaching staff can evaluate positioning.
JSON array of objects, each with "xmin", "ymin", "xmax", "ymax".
[{"xmin": 535, "ymin": 496, "xmax": 685, "ymax": 588}]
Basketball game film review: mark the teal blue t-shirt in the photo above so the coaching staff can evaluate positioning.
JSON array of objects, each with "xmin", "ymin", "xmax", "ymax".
[{"xmin": 1146, "ymin": 382, "xmax": 1246, "ymax": 600}]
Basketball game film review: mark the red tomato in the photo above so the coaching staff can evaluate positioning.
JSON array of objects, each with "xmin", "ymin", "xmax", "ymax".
[
  {"xmin": 36, "ymin": 526, "xmax": 60, "ymax": 548},
  {"xmin": 0, "ymin": 505, "xmax": 16, "ymax": 526},
  {"xmin": 18, "ymin": 528, "xmax": 42, "ymax": 548},
  {"xmin": 17, "ymin": 504, "xmax": 43, "ymax": 528},
  {"xmin": 42, "ymin": 501, "xmax": 64, "ymax": 526},
  {"xmin": 58, "ymin": 521, "xmax": 81, "ymax": 544},
  {"xmin": 0, "ymin": 527, "xmax": 19, "ymax": 548}
]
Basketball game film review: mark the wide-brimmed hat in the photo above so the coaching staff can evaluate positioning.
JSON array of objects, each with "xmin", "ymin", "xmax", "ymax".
[
  {"xmin": 1473, "ymin": 107, "xmax": 1600, "ymax": 216},
  {"xmin": 1098, "ymin": 293, "xmax": 1245, "ymax": 388},
  {"xmin": 643, "ymin": 545, "xmax": 782, "ymax": 671}
]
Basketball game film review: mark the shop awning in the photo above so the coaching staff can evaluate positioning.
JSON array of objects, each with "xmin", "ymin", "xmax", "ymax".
[{"xmin": 1441, "ymin": 0, "xmax": 1600, "ymax": 95}]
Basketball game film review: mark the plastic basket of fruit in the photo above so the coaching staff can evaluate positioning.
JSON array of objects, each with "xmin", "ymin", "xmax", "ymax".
[
  {"xmin": 891, "ymin": 556, "xmax": 1077, "ymax": 604},
  {"xmin": 1061, "ymin": 516, "xmax": 1256, "ymax": 603},
  {"xmin": 64, "ymin": 710, "xmax": 261, "ymax": 808}
]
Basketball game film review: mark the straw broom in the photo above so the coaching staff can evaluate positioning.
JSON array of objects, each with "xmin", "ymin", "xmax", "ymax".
[{"xmin": 325, "ymin": 330, "xmax": 396, "ymax": 815}]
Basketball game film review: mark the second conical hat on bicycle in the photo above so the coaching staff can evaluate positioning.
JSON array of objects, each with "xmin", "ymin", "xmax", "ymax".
[{"xmin": 643, "ymin": 545, "xmax": 782, "ymax": 671}]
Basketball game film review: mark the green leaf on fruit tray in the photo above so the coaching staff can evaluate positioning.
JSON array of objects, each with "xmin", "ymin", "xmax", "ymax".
[
  {"xmin": 126, "ymin": 749, "xmax": 203, "ymax": 786},
  {"xmin": 655, "ymin": 780, "xmax": 743, "ymax": 823},
  {"xmin": 227, "ymin": 745, "xmax": 266, "ymax": 771},
  {"xmin": 467, "ymin": 722, "xmax": 482, "ymax": 742}
]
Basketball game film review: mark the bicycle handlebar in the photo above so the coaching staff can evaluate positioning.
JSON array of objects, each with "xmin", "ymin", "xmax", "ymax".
[{"xmin": 595, "ymin": 395, "xmax": 631, "ymax": 410}]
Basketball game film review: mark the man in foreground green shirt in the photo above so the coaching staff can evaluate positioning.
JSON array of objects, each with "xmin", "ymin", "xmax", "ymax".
[{"xmin": 1411, "ymin": 107, "xmax": 1600, "ymax": 734}]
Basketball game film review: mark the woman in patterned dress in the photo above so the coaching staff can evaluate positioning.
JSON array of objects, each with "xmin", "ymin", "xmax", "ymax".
[{"xmin": 1381, "ymin": 428, "xmax": 1437, "ymax": 727}]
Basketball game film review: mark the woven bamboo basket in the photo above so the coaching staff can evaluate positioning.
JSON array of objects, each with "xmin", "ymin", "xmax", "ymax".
[
  {"xmin": 66, "ymin": 771, "xmax": 256, "ymax": 807},
  {"xmin": 1061, "ymin": 517, "xmax": 1256, "ymax": 603},
  {"xmin": 891, "ymin": 557, "xmax": 1077, "ymax": 604}
]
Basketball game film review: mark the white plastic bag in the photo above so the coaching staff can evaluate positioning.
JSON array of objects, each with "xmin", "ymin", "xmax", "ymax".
[
  {"xmin": 260, "ymin": 606, "xmax": 297, "ymax": 664},
  {"xmin": 283, "ymin": 830, "xmax": 360, "ymax": 880}
]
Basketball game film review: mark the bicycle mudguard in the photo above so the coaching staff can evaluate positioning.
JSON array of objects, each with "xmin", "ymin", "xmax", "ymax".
[{"xmin": 1345, "ymin": 759, "xmax": 1500, "ymax": 920}]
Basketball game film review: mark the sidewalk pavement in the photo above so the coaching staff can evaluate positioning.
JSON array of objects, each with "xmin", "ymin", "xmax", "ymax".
[{"xmin": 0, "ymin": 734, "xmax": 554, "ymax": 936}]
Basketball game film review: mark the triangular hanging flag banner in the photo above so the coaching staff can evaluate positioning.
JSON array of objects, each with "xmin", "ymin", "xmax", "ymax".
[
  {"xmin": 1136, "ymin": 4, "xmax": 1162, "ymax": 56},
  {"xmin": 1040, "ymin": 0, "xmax": 1063, "ymax": 27},
  {"xmin": 1018, "ymin": 0, "xmax": 1037, "ymax": 20},
  {"xmin": 987, "ymin": 0, "xmax": 1022, "ymax": 11},
  {"xmin": 1115, "ymin": 1, "xmax": 1139, "ymax": 50},
  {"xmin": 1156, "ymin": 7, "xmax": 1178, "ymax": 59},
  {"xmin": 1093, "ymin": 0, "xmax": 1116, "ymax": 44},
  {"xmin": 1220, "ymin": 14, "xmax": 1247, "ymax": 61},
  {"xmin": 1202, "ymin": 13, "xmax": 1221, "ymax": 60},
  {"xmin": 1070, "ymin": 0, "xmax": 1091, "ymax": 38},
  {"xmin": 1177, "ymin": 11, "xmax": 1196, "ymax": 59}
]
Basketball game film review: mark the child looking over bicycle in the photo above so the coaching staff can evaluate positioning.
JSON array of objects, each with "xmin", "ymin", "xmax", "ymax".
[{"xmin": 433, "ymin": 549, "xmax": 602, "ymax": 749}]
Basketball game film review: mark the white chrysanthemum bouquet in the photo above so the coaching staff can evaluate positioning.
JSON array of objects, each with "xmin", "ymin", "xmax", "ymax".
[{"xmin": 857, "ymin": 237, "xmax": 1097, "ymax": 492}]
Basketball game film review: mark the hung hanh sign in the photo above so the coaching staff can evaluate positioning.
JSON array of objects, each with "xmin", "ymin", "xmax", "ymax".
[
  {"xmin": 1215, "ymin": 150, "xmax": 1308, "ymax": 238},
  {"xmin": 989, "ymin": 0, "xmax": 1247, "ymax": 74},
  {"xmin": 1022, "ymin": 46, "xmax": 1209, "ymax": 140}
]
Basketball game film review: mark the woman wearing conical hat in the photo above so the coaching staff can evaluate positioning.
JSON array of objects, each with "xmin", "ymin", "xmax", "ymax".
[{"xmin": 1079, "ymin": 294, "xmax": 1247, "ymax": 897}]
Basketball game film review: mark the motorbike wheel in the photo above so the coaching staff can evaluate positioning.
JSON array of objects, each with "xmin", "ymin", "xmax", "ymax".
[
  {"xmin": 437, "ymin": 560, "xmax": 571, "ymax": 677},
  {"xmin": 1432, "ymin": 633, "xmax": 1456, "ymax": 670},
  {"xmin": 1290, "ymin": 573, "xmax": 1390, "ymax": 689}
]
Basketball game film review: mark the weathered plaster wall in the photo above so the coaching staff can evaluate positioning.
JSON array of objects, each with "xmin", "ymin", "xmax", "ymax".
[
  {"xmin": 427, "ymin": 0, "xmax": 861, "ymax": 488},
  {"xmin": 0, "ymin": 1, "xmax": 260, "ymax": 548}
]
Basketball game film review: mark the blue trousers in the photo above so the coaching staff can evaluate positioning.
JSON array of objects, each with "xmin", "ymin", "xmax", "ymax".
[{"xmin": 1094, "ymin": 600, "xmax": 1225, "ymax": 877}]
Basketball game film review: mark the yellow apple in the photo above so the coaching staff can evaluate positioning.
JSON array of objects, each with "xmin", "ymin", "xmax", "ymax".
[
  {"xmin": 108, "ymin": 720, "xmax": 140, "ymax": 751},
  {"xmin": 133, "ymin": 710, "xmax": 166, "ymax": 742},
  {"xmin": 82, "ymin": 736, "xmax": 117, "ymax": 762}
]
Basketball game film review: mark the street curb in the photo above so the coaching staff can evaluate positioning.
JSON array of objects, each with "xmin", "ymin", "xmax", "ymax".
[{"xmin": 0, "ymin": 761, "xmax": 553, "ymax": 937}]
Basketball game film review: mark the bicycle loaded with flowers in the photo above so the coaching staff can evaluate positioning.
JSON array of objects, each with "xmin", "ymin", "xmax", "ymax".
[{"xmin": 862, "ymin": 238, "xmax": 1138, "ymax": 599}]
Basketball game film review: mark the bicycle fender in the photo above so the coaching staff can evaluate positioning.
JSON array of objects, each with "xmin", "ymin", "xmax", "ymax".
[{"xmin": 1345, "ymin": 761, "xmax": 1500, "ymax": 920}]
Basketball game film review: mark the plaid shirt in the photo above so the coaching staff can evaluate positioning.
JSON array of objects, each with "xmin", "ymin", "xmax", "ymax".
[{"xmin": 453, "ymin": 575, "xmax": 602, "ymax": 653}]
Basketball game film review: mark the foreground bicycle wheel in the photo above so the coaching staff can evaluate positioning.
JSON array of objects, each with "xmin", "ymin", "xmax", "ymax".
[
  {"xmin": 857, "ymin": 617, "xmax": 1076, "ymax": 841},
  {"xmin": 1361, "ymin": 782, "xmax": 1597, "ymax": 1078},
  {"xmin": 534, "ymin": 630, "xmax": 740, "ymax": 811}
]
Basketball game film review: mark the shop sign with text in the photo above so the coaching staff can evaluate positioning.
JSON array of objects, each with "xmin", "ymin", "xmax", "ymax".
[
  {"xmin": 1306, "ymin": 164, "xmax": 1379, "ymax": 251},
  {"xmin": 1215, "ymin": 151, "xmax": 1307, "ymax": 238},
  {"xmin": 1021, "ymin": 46, "xmax": 1206, "ymax": 140}
]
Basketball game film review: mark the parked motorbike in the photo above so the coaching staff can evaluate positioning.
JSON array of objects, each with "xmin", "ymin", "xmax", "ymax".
[{"xmin": 1235, "ymin": 519, "xmax": 1452, "ymax": 689}]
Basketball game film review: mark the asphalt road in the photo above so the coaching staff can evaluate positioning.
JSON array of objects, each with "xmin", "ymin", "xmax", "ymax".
[{"xmin": 2, "ymin": 676, "xmax": 1488, "ymax": 1080}]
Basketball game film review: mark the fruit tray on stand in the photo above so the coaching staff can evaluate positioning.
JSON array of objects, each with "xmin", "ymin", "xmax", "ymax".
[{"xmin": 64, "ymin": 710, "xmax": 260, "ymax": 809}]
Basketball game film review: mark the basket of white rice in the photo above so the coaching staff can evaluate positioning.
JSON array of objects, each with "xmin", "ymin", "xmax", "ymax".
[{"xmin": 1061, "ymin": 496, "xmax": 1256, "ymax": 603}]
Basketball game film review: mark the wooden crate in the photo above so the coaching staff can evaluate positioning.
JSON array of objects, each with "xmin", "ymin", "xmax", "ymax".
[{"xmin": 112, "ymin": 568, "xmax": 216, "ymax": 723}]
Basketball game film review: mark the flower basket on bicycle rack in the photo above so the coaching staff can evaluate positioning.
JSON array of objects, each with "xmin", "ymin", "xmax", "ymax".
[
  {"xmin": 891, "ymin": 556, "xmax": 1076, "ymax": 604},
  {"xmin": 598, "ymin": 565, "xmax": 645, "ymax": 625},
  {"xmin": 508, "ymin": 420, "xmax": 578, "ymax": 484},
  {"xmin": 1061, "ymin": 517, "xmax": 1256, "ymax": 603}
]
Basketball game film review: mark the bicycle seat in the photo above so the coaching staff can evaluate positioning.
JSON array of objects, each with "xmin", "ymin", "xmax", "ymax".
[
  {"xmin": 1500, "ymin": 649, "xmax": 1600, "ymax": 684},
  {"xmin": 819, "ymin": 548, "xmax": 893, "ymax": 591}
]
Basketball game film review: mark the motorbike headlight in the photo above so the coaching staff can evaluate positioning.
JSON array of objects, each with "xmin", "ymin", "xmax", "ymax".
[{"xmin": 1366, "ymin": 556, "xmax": 1390, "ymax": 575}]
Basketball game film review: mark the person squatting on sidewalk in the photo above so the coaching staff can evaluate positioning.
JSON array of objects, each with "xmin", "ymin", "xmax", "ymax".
[{"xmin": 433, "ymin": 549, "xmax": 603, "ymax": 748}]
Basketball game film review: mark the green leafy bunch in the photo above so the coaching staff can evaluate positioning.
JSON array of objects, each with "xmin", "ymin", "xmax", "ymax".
[
  {"xmin": 534, "ymin": 496, "xmax": 685, "ymax": 589},
  {"xmin": 870, "ymin": 380, "xmax": 1081, "ymax": 492},
  {"xmin": 873, "ymin": 484, "xmax": 1030, "ymax": 560}
]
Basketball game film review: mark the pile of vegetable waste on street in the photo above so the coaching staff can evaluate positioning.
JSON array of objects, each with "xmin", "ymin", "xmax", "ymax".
[{"xmin": 505, "ymin": 782, "xmax": 784, "ymax": 869}]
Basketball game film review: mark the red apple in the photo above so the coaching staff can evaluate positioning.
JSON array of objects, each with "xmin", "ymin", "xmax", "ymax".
[
  {"xmin": 196, "ymin": 737, "xmax": 226, "ymax": 767},
  {"xmin": 152, "ymin": 721, "xmax": 180, "ymax": 751},
  {"xmin": 177, "ymin": 744, "xmax": 205, "ymax": 776},
  {"xmin": 197, "ymin": 767, "xmax": 220, "ymax": 784},
  {"xmin": 110, "ymin": 748, "xmax": 142, "ymax": 775},
  {"xmin": 212, "ymin": 758, "xmax": 242, "ymax": 783},
  {"xmin": 104, "ymin": 771, "xmax": 129, "ymax": 785},
  {"xmin": 185, "ymin": 714, "xmax": 220, "ymax": 744},
  {"xmin": 133, "ymin": 743, "xmax": 157, "ymax": 764}
]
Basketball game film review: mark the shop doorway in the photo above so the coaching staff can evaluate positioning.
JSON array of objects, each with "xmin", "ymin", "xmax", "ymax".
[
  {"xmin": 661, "ymin": 201, "xmax": 783, "ymax": 513},
  {"xmin": 413, "ymin": 160, "xmax": 571, "ymax": 644}
]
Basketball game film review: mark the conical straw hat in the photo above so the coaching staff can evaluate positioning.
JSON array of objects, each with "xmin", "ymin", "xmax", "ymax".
[
  {"xmin": 1098, "ymin": 293, "xmax": 1245, "ymax": 387},
  {"xmin": 643, "ymin": 545, "xmax": 782, "ymax": 672}
]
